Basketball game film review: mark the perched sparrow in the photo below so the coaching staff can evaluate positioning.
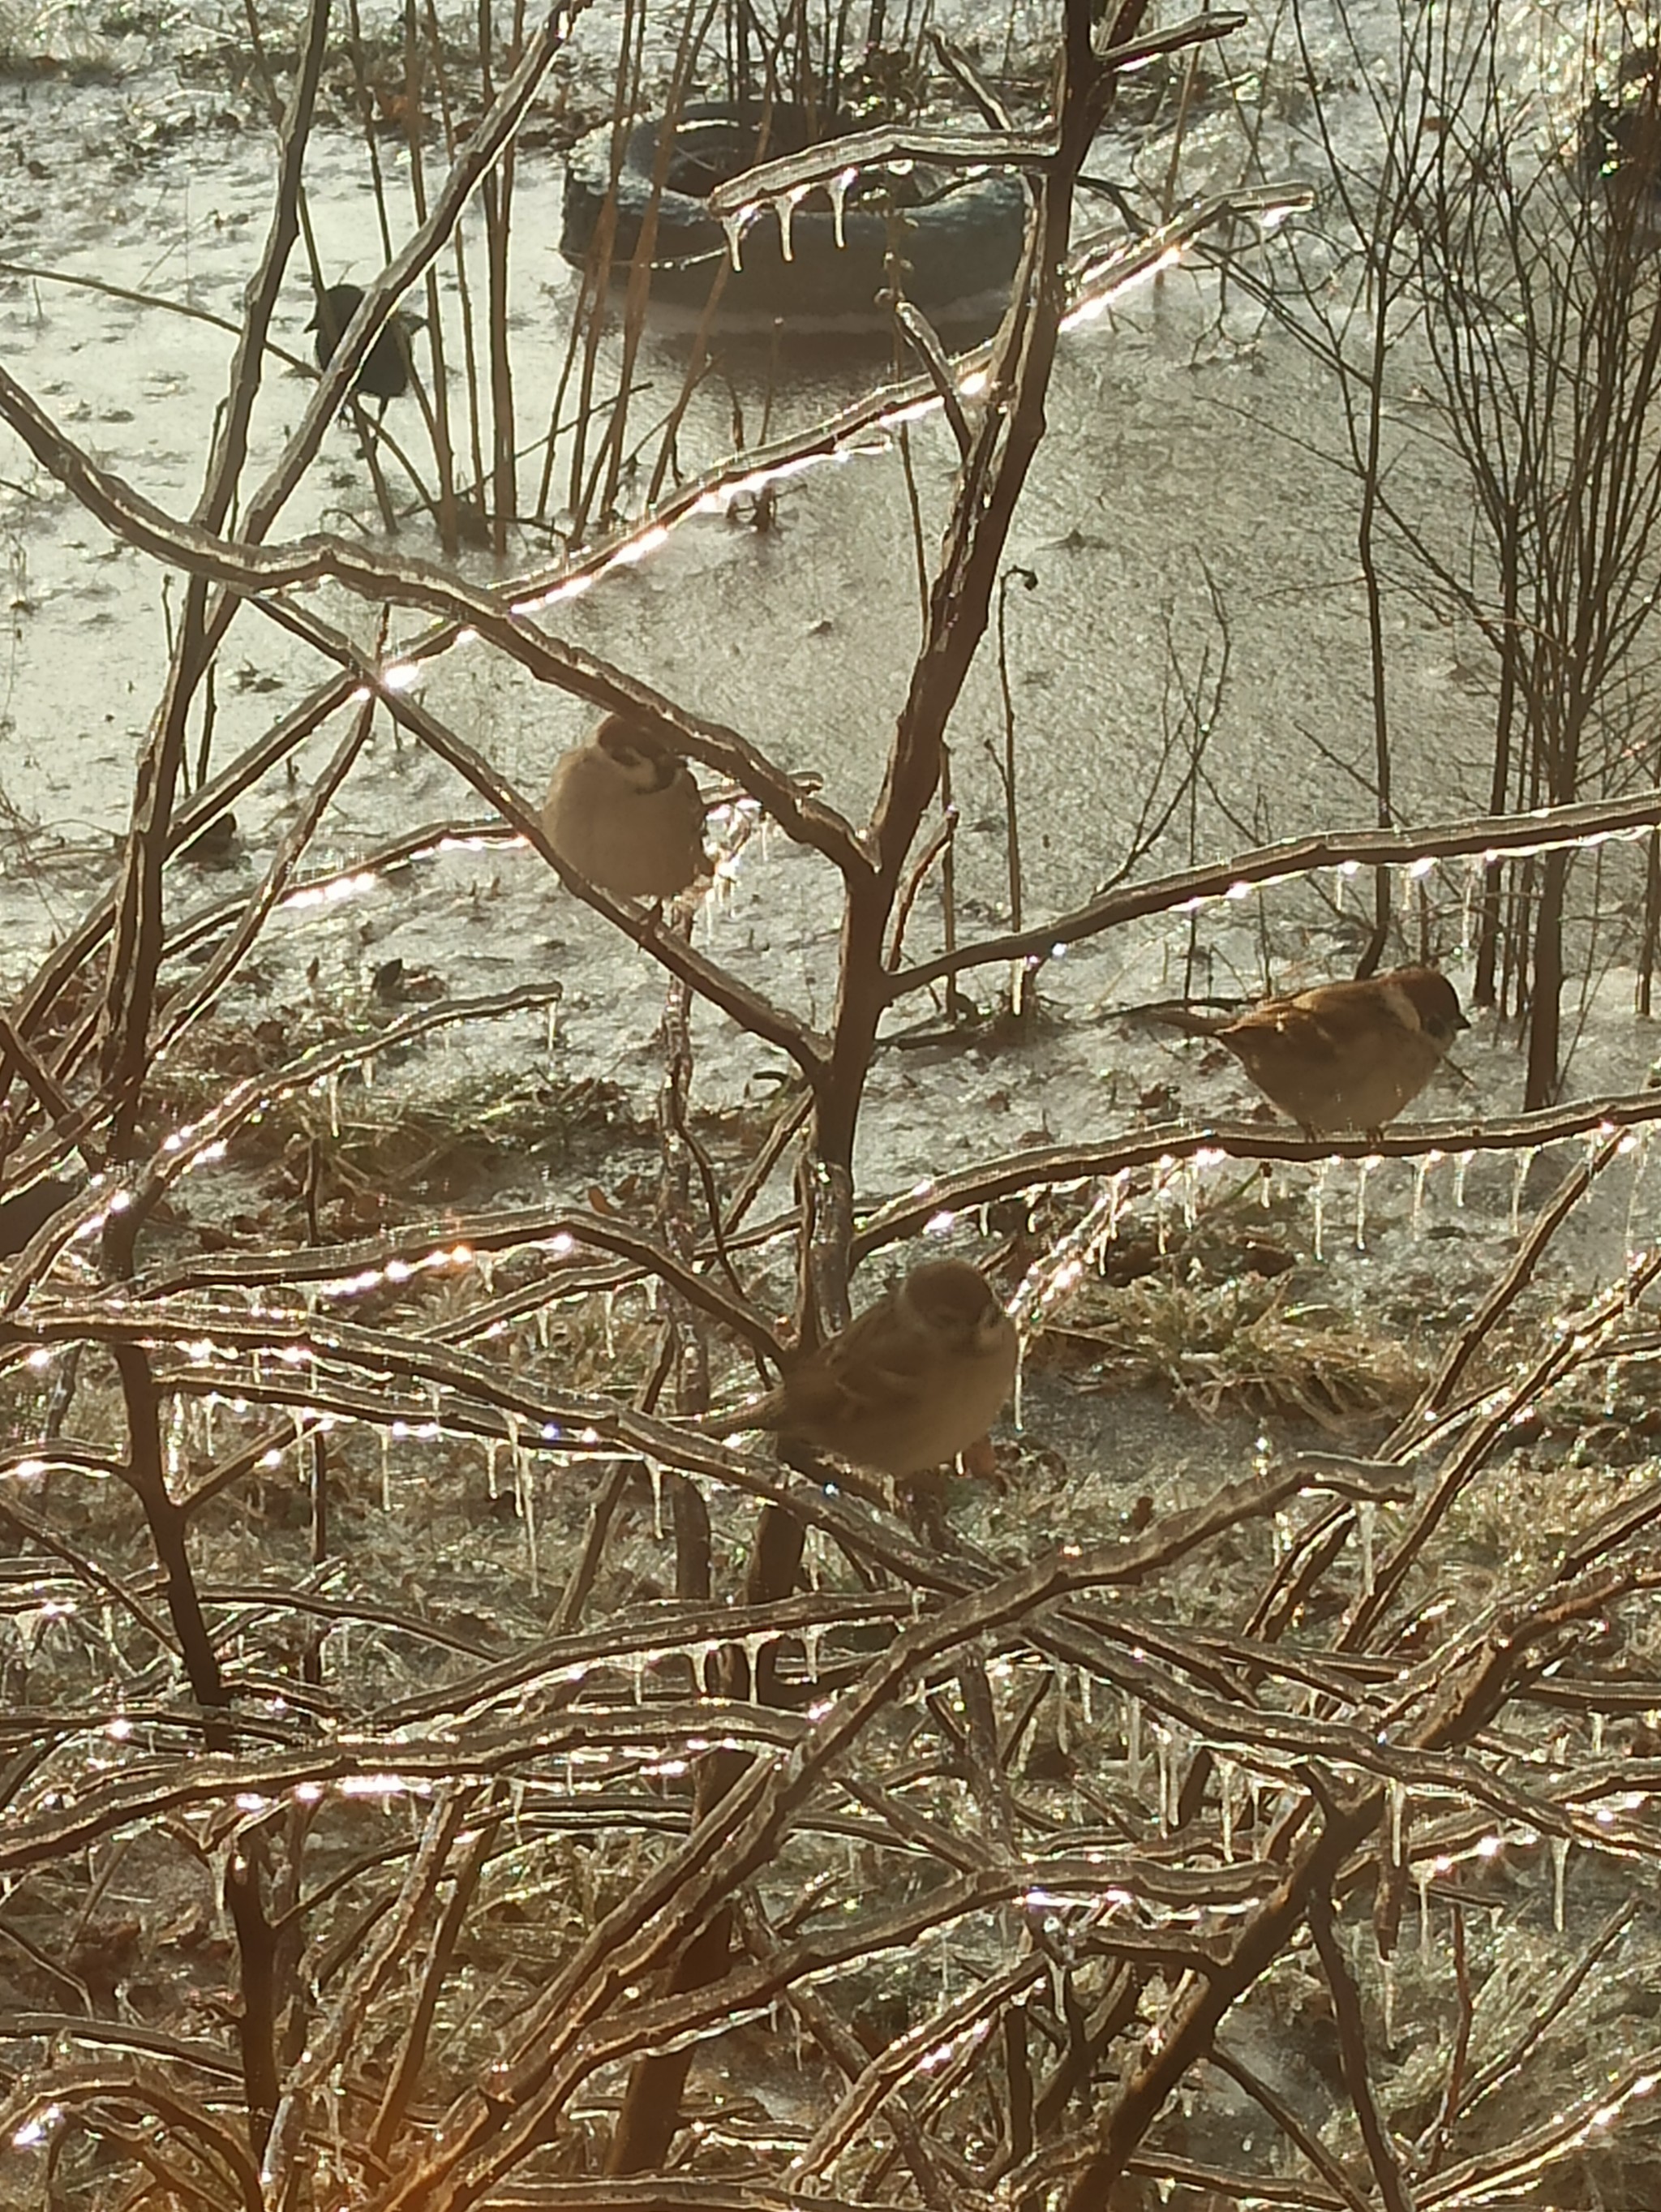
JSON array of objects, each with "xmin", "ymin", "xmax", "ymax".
[
  {"xmin": 727, "ymin": 1258, "xmax": 1019, "ymax": 1478},
  {"xmin": 1184, "ymin": 966, "xmax": 1470, "ymax": 1137},
  {"xmin": 308, "ymin": 281, "xmax": 422, "ymax": 405},
  {"xmin": 542, "ymin": 715, "xmax": 708, "ymax": 900}
]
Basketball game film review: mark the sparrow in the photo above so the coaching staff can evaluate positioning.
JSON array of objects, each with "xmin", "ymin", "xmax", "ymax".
[
  {"xmin": 307, "ymin": 281, "xmax": 422, "ymax": 405},
  {"xmin": 722, "ymin": 1258, "xmax": 1019, "ymax": 1479},
  {"xmin": 542, "ymin": 714, "xmax": 708, "ymax": 900},
  {"xmin": 1157, "ymin": 967, "xmax": 1470, "ymax": 1137}
]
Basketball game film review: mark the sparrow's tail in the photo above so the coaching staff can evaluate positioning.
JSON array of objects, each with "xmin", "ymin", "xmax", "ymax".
[{"xmin": 1130, "ymin": 998, "xmax": 1243, "ymax": 1040}]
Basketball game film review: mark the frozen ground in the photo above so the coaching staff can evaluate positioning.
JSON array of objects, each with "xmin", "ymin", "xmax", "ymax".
[{"xmin": 3, "ymin": 1, "xmax": 1661, "ymax": 2204}]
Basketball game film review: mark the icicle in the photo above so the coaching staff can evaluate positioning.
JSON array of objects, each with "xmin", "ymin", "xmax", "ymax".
[
  {"xmin": 649, "ymin": 1458, "xmax": 663, "ymax": 1540},
  {"xmin": 1354, "ymin": 1157, "xmax": 1380, "ymax": 1249},
  {"xmin": 1107, "ymin": 1170, "xmax": 1128, "ymax": 1239},
  {"xmin": 517, "ymin": 1450, "xmax": 539, "ymax": 1596},
  {"xmin": 775, "ymin": 184, "xmax": 811, "ymax": 262},
  {"xmin": 1218, "ymin": 1757, "xmax": 1236, "ymax": 1862},
  {"xmin": 1509, "ymin": 1148, "xmax": 1537, "ymax": 1236},
  {"xmin": 166, "ymin": 1393, "xmax": 187, "ymax": 1488},
  {"xmin": 1380, "ymin": 1950, "xmax": 1395, "ymax": 2042},
  {"xmin": 1126, "ymin": 1694, "xmax": 1143, "ymax": 1793},
  {"xmin": 1411, "ymin": 1151, "xmax": 1438, "ymax": 1234},
  {"xmin": 1417, "ymin": 1861, "xmax": 1433, "ymax": 1948},
  {"xmin": 1550, "ymin": 1834, "xmax": 1570, "ymax": 1933},
  {"xmin": 1622, "ymin": 1126, "xmax": 1653, "ymax": 1279},
  {"xmin": 327, "ymin": 1072, "xmax": 340, "ymax": 1138},
  {"xmin": 1164, "ymin": 1728, "xmax": 1185, "ymax": 1832},
  {"xmin": 1389, "ymin": 1778, "xmax": 1407, "ymax": 1865},
  {"xmin": 1452, "ymin": 1150, "xmax": 1474, "ymax": 1209},
  {"xmin": 720, "ymin": 203, "xmax": 758, "ymax": 269},
  {"xmin": 1311, "ymin": 1157, "xmax": 1330, "ymax": 1261},
  {"xmin": 826, "ymin": 165, "xmax": 855, "ymax": 249},
  {"xmin": 1458, "ymin": 856, "xmax": 1477, "ymax": 957}
]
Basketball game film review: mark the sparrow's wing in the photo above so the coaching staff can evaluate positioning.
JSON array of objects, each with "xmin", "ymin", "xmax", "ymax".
[
  {"xmin": 781, "ymin": 1298, "xmax": 929, "ymax": 1429},
  {"xmin": 1224, "ymin": 995, "xmax": 1337, "ymax": 1048},
  {"xmin": 1286, "ymin": 985, "xmax": 1400, "ymax": 1076}
]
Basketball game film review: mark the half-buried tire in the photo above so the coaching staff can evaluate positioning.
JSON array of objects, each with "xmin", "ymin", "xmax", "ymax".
[{"xmin": 560, "ymin": 101, "xmax": 1027, "ymax": 334}]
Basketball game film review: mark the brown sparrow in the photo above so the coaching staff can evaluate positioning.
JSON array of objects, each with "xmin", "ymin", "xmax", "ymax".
[
  {"xmin": 542, "ymin": 715, "xmax": 707, "ymax": 900},
  {"xmin": 308, "ymin": 281, "xmax": 423, "ymax": 406},
  {"xmin": 1190, "ymin": 966, "xmax": 1470, "ymax": 1136},
  {"xmin": 725, "ymin": 1258, "xmax": 1019, "ymax": 1478}
]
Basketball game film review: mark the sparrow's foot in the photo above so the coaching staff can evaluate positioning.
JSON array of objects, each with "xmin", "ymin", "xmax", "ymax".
[{"xmin": 899, "ymin": 1467, "xmax": 955, "ymax": 1551}]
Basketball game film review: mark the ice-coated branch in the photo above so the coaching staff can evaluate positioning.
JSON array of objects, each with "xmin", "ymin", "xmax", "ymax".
[
  {"xmin": 850, "ymin": 1082, "xmax": 1661, "ymax": 1253},
  {"xmin": 888, "ymin": 784, "xmax": 1661, "ymax": 998}
]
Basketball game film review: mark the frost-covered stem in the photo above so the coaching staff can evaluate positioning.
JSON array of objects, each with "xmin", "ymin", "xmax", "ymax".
[
  {"xmin": 1354, "ymin": 289, "xmax": 1395, "ymax": 980},
  {"xmin": 370, "ymin": 1811, "xmax": 500, "ymax": 2161},
  {"xmin": 995, "ymin": 565, "xmax": 1034, "ymax": 971},
  {"xmin": 811, "ymin": 0, "xmax": 1128, "ymax": 1205},
  {"xmin": 111, "ymin": 1347, "xmax": 225, "ymax": 1721},
  {"xmin": 1473, "ymin": 526, "xmax": 1521, "ymax": 1007},
  {"xmin": 371, "ymin": 1472, "xmax": 1339, "ymax": 2210},
  {"xmin": 479, "ymin": 0, "xmax": 522, "ymax": 554},
  {"xmin": 0, "ymin": 2077, "xmax": 263, "ymax": 2211},
  {"xmin": 1393, "ymin": 1127, "xmax": 1625, "ymax": 1436},
  {"xmin": 849, "ymin": 1082, "xmax": 1661, "ymax": 1253},
  {"xmin": 1350, "ymin": 1247, "xmax": 1661, "ymax": 1648},
  {"xmin": 0, "ymin": 686, "xmax": 346, "ymax": 1142},
  {"xmin": 1423, "ymin": 1901, "xmax": 1472, "ymax": 2172},
  {"xmin": 1306, "ymin": 1874, "xmax": 1416, "ymax": 2212},
  {"xmin": 890, "ymin": 782, "xmax": 1661, "ymax": 999},
  {"xmin": 1525, "ymin": 843, "xmax": 1567, "ymax": 1106},
  {"xmin": 1208, "ymin": 2043, "xmax": 1376, "ymax": 2212},
  {"xmin": 98, "ymin": 0, "xmax": 332, "ymax": 1149},
  {"xmin": 1061, "ymin": 1566, "xmax": 1632, "ymax": 2206},
  {"xmin": 111, "ymin": 1340, "xmax": 285, "ymax": 2152}
]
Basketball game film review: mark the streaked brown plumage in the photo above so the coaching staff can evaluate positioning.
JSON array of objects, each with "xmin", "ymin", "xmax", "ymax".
[
  {"xmin": 1211, "ymin": 966, "xmax": 1470, "ymax": 1136},
  {"xmin": 542, "ymin": 715, "xmax": 707, "ymax": 900},
  {"xmin": 732, "ymin": 1258, "xmax": 1018, "ymax": 1478}
]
